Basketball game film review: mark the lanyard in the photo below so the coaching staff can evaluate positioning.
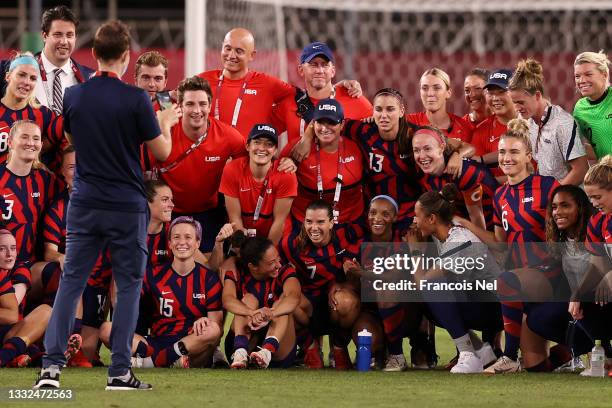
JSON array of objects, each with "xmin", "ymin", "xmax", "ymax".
[
  {"xmin": 214, "ymin": 71, "xmax": 254, "ymax": 128},
  {"xmin": 252, "ymin": 163, "xmax": 274, "ymax": 223},
  {"xmin": 534, "ymin": 105, "xmax": 552, "ymax": 154},
  {"xmin": 158, "ymin": 127, "xmax": 208, "ymax": 174},
  {"xmin": 315, "ymin": 137, "xmax": 344, "ymax": 224},
  {"xmin": 37, "ymin": 54, "xmax": 85, "ymax": 107}
]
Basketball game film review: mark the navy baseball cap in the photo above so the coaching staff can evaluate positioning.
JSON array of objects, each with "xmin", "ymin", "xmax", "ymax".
[
  {"xmin": 300, "ymin": 42, "xmax": 335, "ymax": 64},
  {"xmin": 312, "ymin": 99, "xmax": 344, "ymax": 124},
  {"xmin": 247, "ymin": 123, "xmax": 278, "ymax": 146},
  {"xmin": 484, "ymin": 69, "xmax": 513, "ymax": 90}
]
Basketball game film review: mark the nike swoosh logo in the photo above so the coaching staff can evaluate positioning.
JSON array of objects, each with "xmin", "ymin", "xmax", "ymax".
[
  {"xmin": 240, "ymin": 188, "xmax": 250, "ymax": 192},
  {"xmin": 161, "ymin": 291, "xmax": 171, "ymax": 295},
  {"xmin": 2, "ymin": 193, "xmax": 14, "ymax": 198},
  {"xmin": 312, "ymin": 45, "xmax": 321, "ymax": 49},
  {"xmin": 501, "ymin": 203, "xmax": 508, "ymax": 209},
  {"xmin": 309, "ymin": 165, "xmax": 317, "ymax": 169}
]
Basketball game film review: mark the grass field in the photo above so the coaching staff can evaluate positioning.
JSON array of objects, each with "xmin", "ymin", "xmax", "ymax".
[{"xmin": 1, "ymin": 330, "xmax": 611, "ymax": 408}]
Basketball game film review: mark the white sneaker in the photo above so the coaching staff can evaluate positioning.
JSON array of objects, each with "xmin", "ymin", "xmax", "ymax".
[
  {"xmin": 555, "ymin": 357, "xmax": 585, "ymax": 373},
  {"xmin": 212, "ymin": 346, "xmax": 229, "ymax": 368},
  {"xmin": 230, "ymin": 348, "xmax": 249, "ymax": 369},
  {"xmin": 383, "ymin": 354, "xmax": 408, "ymax": 372},
  {"xmin": 450, "ymin": 351, "xmax": 483, "ymax": 374},
  {"xmin": 483, "ymin": 356, "xmax": 521, "ymax": 374},
  {"xmin": 250, "ymin": 348, "xmax": 272, "ymax": 369},
  {"xmin": 475, "ymin": 343, "xmax": 497, "ymax": 368},
  {"xmin": 131, "ymin": 356, "xmax": 154, "ymax": 368}
]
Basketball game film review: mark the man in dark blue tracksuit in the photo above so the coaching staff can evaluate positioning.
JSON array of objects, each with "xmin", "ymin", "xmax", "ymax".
[{"xmin": 34, "ymin": 20, "xmax": 177, "ymax": 390}]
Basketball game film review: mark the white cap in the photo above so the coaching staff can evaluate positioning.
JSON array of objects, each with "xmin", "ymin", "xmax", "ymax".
[{"xmin": 358, "ymin": 329, "xmax": 372, "ymax": 337}]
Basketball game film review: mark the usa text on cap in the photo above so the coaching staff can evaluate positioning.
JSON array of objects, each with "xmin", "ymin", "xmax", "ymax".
[
  {"xmin": 247, "ymin": 123, "xmax": 278, "ymax": 145},
  {"xmin": 312, "ymin": 98, "xmax": 344, "ymax": 124},
  {"xmin": 484, "ymin": 69, "xmax": 513, "ymax": 90}
]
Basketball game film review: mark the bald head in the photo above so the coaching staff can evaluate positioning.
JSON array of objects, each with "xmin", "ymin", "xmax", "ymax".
[{"xmin": 221, "ymin": 28, "xmax": 256, "ymax": 79}]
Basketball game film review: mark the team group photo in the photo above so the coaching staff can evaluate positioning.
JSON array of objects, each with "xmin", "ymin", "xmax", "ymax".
[{"xmin": 0, "ymin": 0, "xmax": 610, "ymax": 407}]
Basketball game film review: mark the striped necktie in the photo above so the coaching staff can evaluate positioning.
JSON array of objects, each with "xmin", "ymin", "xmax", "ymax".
[{"xmin": 52, "ymin": 68, "xmax": 63, "ymax": 115}]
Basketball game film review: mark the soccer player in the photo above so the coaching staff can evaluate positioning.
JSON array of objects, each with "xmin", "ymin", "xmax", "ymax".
[
  {"xmin": 456, "ymin": 118, "xmax": 561, "ymax": 374},
  {"xmin": 145, "ymin": 179, "xmax": 173, "ymax": 267},
  {"xmin": 471, "ymin": 69, "xmax": 517, "ymax": 180},
  {"xmin": 281, "ymin": 99, "xmax": 365, "ymax": 231},
  {"xmin": 0, "ymin": 5, "xmax": 94, "ymax": 109},
  {"xmin": 0, "ymin": 229, "xmax": 52, "ymax": 368},
  {"xmin": 101, "ymin": 217, "xmax": 223, "ymax": 368},
  {"xmin": 412, "ymin": 126, "xmax": 499, "ymax": 231},
  {"xmin": 518, "ymin": 185, "xmax": 596, "ymax": 373},
  {"xmin": 35, "ymin": 21, "xmax": 177, "ymax": 390},
  {"xmin": 407, "ymin": 68, "xmax": 473, "ymax": 143},
  {"xmin": 0, "ymin": 121, "xmax": 63, "ymax": 265},
  {"xmin": 573, "ymin": 51, "xmax": 611, "ymax": 160},
  {"xmin": 0, "ymin": 53, "xmax": 66, "ymax": 171},
  {"xmin": 279, "ymin": 200, "xmax": 363, "ymax": 369},
  {"xmin": 220, "ymin": 124, "xmax": 297, "ymax": 244},
  {"xmin": 408, "ymin": 185, "xmax": 502, "ymax": 374},
  {"xmin": 223, "ymin": 237, "xmax": 301, "ymax": 369},
  {"xmin": 463, "ymin": 68, "xmax": 492, "ymax": 128},
  {"xmin": 569, "ymin": 156, "xmax": 612, "ymax": 376},
  {"xmin": 273, "ymin": 42, "xmax": 372, "ymax": 148},
  {"xmin": 509, "ymin": 58, "xmax": 588, "ymax": 185}
]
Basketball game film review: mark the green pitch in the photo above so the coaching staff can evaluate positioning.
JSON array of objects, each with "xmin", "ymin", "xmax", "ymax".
[{"xmin": 1, "ymin": 331, "xmax": 611, "ymax": 408}]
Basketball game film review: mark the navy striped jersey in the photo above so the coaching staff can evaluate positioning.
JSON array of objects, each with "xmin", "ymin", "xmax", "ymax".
[
  {"xmin": 418, "ymin": 159, "xmax": 499, "ymax": 229},
  {"xmin": 225, "ymin": 263, "xmax": 298, "ymax": 308},
  {"xmin": 148, "ymin": 222, "xmax": 172, "ymax": 267},
  {"xmin": 344, "ymin": 119, "xmax": 422, "ymax": 225},
  {"xmin": 493, "ymin": 174, "xmax": 560, "ymax": 268},
  {"xmin": 0, "ymin": 163, "xmax": 64, "ymax": 262},
  {"xmin": 143, "ymin": 262, "xmax": 223, "ymax": 337},
  {"xmin": 0, "ymin": 102, "xmax": 66, "ymax": 172},
  {"xmin": 280, "ymin": 224, "xmax": 361, "ymax": 297},
  {"xmin": 586, "ymin": 212, "xmax": 612, "ymax": 259}
]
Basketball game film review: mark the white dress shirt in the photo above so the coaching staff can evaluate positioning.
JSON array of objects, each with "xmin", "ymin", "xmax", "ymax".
[{"xmin": 35, "ymin": 51, "xmax": 78, "ymax": 109}]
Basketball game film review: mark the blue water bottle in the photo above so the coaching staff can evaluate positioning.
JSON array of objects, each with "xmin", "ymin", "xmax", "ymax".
[{"xmin": 357, "ymin": 328, "xmax": 372, "ymax": 372}]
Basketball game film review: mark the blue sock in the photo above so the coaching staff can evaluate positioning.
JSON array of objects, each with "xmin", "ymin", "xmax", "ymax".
[
  {"xmin": 234, "ymin": 335, "xmax": 249, "ymax": 351},
  {"xmin": 0, "ymin": 337, "xmax": 27, "ymax": 367}
]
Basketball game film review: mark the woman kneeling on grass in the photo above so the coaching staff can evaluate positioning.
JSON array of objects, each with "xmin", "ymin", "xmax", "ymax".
[{"xmin": 223, "ymin": 237, "xmax": 301, "ymax": 369}]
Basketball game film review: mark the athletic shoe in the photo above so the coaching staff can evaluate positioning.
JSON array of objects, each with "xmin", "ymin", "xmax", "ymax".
[
  {"xmin": 64, "ymin": 334, "xmax": 82, "ymax": 363},
  {"xmin": 68, "ymin": 350, "xmax": 93, "ymax": 368},
  {"xmin": 555, "ymin": 357, "xmax": 585, "ymax": 373},
  {"xmin": 250, "ymin": 347, "xmax": 272, "ymax": 369},
  {"xmin": 230, "ymin": 348, "xmax": 249, "ymax": 369},
  {"xmin": 212, "ymin": 345, "xmax": 230, "ymax": 368},
  {"xmin": 105, "ymin": 369, "xmax": 152, "ymax": 391},
  {"xmin": 130, "ymin": 355, "xmax": 154, "ymax": 368},
  {"xmin": 332, "ymin": 347, "xmax": 352, "ymax": 370},
  {"xmin": 450, "ymin": 351, "xmax": 484, "ymax": 374},
  {"xmin": 171, "ymin": 355, "xmax": 190, "ymax": 368},
  {"xmin": 304, "ymin": 341, "xmax": 324, "ymax": 369},
  {"xmin": 483, "ymin": 356, "xmax": 521, "ymax": 374},
  {"xmin": 33, "ymin": 365, "xmax": 61, "ymax": 389},
  {"xmin": 475, "ymin": 343, "xmax": 497, "ymax": 368},
  {"xmin": 7, "ymin": 354, "xmax": 31, "ymax": 368},
  {"xmin": 383, "ymin": 354, "xmax": 408, "ymax": 372}
]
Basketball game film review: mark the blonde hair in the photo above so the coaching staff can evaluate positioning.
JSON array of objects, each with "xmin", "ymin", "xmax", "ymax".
[
  {"xmin": 574, "ymin": 51, "xmax": 610, "ymax": 76},
  {"xmin": 421, "ymin": 68, "xmax": 451, "ymax": 90},
  {"xmin": 500, "ymin": 118, "xmax": 534, "ymax": 173},
  {"xmin": 7, "ymin": 120, "xmax": 43, "ymax": 169},
  {"xmin": 6, "ymin": 52, "xmax": 41, "ymax": 109},
  {"xmin": 508, "ymin": 58, "xmax": 545, "ymax": 96},
  {"xmin": 584, "ymin": 155, "xmax": 612, "ymax": 190}
]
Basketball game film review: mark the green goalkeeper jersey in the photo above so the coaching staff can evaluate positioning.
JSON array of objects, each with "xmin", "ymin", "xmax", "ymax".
[{"xmin": 573, "ymin": 87, "xmax": 612, "ymax": 159}]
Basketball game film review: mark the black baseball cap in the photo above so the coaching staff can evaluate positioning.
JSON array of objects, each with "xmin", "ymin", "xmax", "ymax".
[
  {"xmin": 484, "ymin": 69, "xmax": 513, "ymax": 90},
  {"xmin": 312, "ymin": 99, "xmax": 344, "ymax": 124},
  {"xmin": 247, "ymin": 124, "xmax": 278, "ymax": 146}
]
